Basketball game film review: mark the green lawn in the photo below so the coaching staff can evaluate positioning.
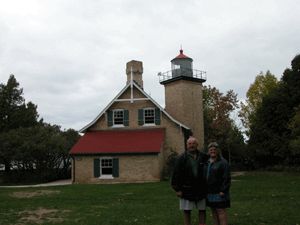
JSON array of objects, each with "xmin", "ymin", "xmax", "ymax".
[{"xmin": 0, "ymin": 172, "xmax": 299, "ymax": 224}]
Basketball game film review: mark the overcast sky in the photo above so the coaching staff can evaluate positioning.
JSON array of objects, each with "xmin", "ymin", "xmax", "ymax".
[{"xmin": 1, "ymin": 0, "xmax": 299, "ymax": 132}]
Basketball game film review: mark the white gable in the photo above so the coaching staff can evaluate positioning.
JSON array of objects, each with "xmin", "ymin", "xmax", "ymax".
[{"xmin": 79, "ymin": 82, "xmax": 190, "ymax": 133}]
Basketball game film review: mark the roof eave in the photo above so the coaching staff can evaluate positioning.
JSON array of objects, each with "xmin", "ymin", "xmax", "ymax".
[
  {"xmin": 79, "ymin": 83, "xmax": 132, "ymax": 133},
  {"xmin": 69, "ymin": 151, "xmax": 160, "ymax": 155}
]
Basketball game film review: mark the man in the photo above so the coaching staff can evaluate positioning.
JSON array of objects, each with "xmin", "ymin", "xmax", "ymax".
[{"xmin": 172, "ymin": 137, "xmax": 209, "ymax": 225}]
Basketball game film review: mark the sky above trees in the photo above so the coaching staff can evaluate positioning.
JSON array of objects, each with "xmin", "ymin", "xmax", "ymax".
[{"xmin": 0, "ymin": 0, "xmax": 299, "ymax": 131}]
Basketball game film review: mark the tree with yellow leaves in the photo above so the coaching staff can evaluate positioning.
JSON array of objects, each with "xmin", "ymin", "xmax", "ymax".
[{"xmin": 239, "ymin": 70, "xmax": 278, "ymax": 137}]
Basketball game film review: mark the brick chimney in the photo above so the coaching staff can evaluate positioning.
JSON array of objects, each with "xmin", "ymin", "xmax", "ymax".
[{"xmin": 126, "ymin": 60, "xmax": 143, "ymax": 89}]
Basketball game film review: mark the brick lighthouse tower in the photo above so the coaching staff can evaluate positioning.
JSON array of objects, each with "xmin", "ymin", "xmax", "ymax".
[{"xmin": 159, "ymin": 49, "xmax": 207, "ymax": 149}]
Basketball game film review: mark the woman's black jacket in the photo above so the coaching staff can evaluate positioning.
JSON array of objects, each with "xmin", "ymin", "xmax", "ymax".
[
  {"xmin": 203, "ymin": 155, "xmax": 231, "ymax": 194},
  {"xmin": 171, "ymin": 150, "xmax": 209, "ymax": 201}
]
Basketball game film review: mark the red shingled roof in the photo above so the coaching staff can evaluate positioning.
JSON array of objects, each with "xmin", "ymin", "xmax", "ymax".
[
  {"xmin": 173, "ymin": 49, "xmax": 191, "ymax": 60},
  {"xmin": 69, "ymin": 129, "xmax": 165, "ymax": 154}
]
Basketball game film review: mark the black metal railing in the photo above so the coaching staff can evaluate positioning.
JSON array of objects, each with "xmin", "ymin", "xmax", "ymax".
[{"xmin": 158, "ymin": 68, "xmax": 207, "ymax": 83}]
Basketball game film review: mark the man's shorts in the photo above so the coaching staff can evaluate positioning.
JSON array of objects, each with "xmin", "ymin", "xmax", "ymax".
[{"xmin": 179, "ymin": 198, "xmax": 206, "ymax": 210}]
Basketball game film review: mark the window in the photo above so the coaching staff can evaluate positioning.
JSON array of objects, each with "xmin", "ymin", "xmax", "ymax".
[
  {"xmin": 100, "ymin": 158, "xmax": 113, "ymax": 178},
  {"xmin": 174, "ymin": 64, "xmax": 180, "ymax": 69},
  {"xmin": 144, "ymin": 109, "xmax": 155, "ymax": 124},
  {"xmin": 107, "ymin": 110, "xmax": 129, "ymax": 127},
  {"xmin": 94, "ymin": 158, "xmax": 119, "ymax": 179},
  {"xmin": 172, "ymin": 62, "xmax": 181, "ymax": 70},
  {"xmin": 138, "ymin": 108, "xmax": 160, "ymax": 126},
  {"xmin": 113, "ymin": 110, "xmax": 124, "ymax": 125}
]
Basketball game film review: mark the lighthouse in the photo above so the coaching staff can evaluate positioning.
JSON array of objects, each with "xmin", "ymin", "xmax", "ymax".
[{"xmin": 159, "ymin": 49, "xmax": 207, "ymax": 149}]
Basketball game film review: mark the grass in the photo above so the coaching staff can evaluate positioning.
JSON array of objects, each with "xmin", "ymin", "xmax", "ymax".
[{"xmin": 0, "ymin": 171, "xmax": 299, "ymax": 224}]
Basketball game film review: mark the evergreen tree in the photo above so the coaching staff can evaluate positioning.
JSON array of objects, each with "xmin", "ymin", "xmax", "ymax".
[
  {"xmin": 288, "ymin": 105, "xmax": 300, "ymax": 156},
  {"xmin": 248, "ymin": 54, "xmax": 300, "ymax": 166},
  {"xmin": 0, "ymin": 75, "xmax": 41, "ymax": 172}
]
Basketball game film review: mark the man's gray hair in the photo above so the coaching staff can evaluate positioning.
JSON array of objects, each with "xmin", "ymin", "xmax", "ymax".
[
  {"xmin": 187, "ymin": 137, "xmax": 198, "ymax": 145},
  {"xmin": 208, "ymin": 142, "xmax": 219, "ymax": 149}
]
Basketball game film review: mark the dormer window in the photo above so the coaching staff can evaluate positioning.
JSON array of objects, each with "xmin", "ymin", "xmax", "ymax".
[{"xmin": 107, "ymin": 110, "xmax": 129, "ymax": 127}]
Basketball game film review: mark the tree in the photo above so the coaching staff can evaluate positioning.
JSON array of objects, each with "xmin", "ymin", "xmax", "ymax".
[
  {"xmin": 288, "ymin": 105, "xmax": 300, "ymax": 157},
  {"xmin": 60, "ymin": 128, "xmax": 82, "ymax": 174},
  {"xmin": 203, "ymin": 86, "xmax": 240, "ymax": 143},
  {"xmin": 248, "ymin": 54, "xmax": 300, "ymax": 166},
  {"xmin": 0, "ymin": 74, "xmax": 81, "ymax": 182},
  {"xmin": 239, "ymin": 70, "xmax": 278, "ymax": 137},
  {"xmin": 203, "ymin": 85, "xmax": 245, "ymax": 163},
  {"xmin": 0, "ymin": 74, "xmax": 24, "ymax": 132},
  {"xmin": 3, "ymin": 123, "xmax": 81, "ymax": 182},
  {"xmin": 0, "ymin": 75, "xmax": 41, "ymax": 172}
]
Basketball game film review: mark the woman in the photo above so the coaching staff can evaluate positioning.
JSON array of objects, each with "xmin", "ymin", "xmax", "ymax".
[{"xmin": 204, "ymin": 142, "xmax": 231, "ymax": 225}]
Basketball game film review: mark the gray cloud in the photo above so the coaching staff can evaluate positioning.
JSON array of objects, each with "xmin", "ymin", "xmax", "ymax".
[{"xmin": 0, "ymin": 0, "xmax": 299, "ymax": 131}]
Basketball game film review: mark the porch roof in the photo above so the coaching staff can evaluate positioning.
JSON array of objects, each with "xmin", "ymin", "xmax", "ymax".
[{"xmin": 69, "ymin": 129, "xmax": 165, "ymax": 154}]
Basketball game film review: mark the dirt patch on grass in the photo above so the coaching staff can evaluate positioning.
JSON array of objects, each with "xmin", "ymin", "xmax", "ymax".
[
  {"xmin": 10, "ymin": 190, "xmax": 60, "ymax": 198},
  {"xmin": 232, "ymin": 171, "xmax": 247, "ymax": 182},
  {"xmin": 16, "ymin": 208, "xmax": 71, "ymax": 224},
  {"xmin": 231, "ymin": 171, "xmax": 247, "ymax": 177}
]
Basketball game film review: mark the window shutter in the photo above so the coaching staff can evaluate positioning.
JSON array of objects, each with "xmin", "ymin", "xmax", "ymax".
[
  {"xmin": 113, "ymin": 158, "xmax": 119, "ymax": 177},
  {"xmin": 94, "ymin": 159, "xmax": 100, "ymax": 177},
  {"xmin": 138, "ymin": 109, "xmax": 144, "ymax": 125},
  {"xmin": 155, "ymin": 108, "xmax": 161, "ymax": 125},
  {"xmin": 124, "ymin": 110, "xmax": 129, "ymax": 126},
  {"xmin": 107, "ymin": 110, "xmax": 113, "ymax": 127}
]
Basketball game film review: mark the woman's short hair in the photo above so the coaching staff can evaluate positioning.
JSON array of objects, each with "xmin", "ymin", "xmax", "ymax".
[{"xmin": 208, "ymin": 142, "xmax": 219, "ymax": 149}]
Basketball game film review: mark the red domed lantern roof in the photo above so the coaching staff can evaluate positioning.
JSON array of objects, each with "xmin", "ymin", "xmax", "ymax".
[{"xmin": 173, "ymin": 49, "xmax": 192, "ymax": 60}]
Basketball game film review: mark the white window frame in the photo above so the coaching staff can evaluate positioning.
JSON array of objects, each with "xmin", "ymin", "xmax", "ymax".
[
  {"xmin": 99, "ymin": 157, "xmax": 114, "ymax": 179},
  {"xmin": 113, "ymin": 109, "xmax": 125, "ymax": 128},
  {"xmin": 174, "ymin": 64, "xmax": 180, "ymax": 69},
  {"xmin": 143, "ymin": 108, "xmax": 155, "ymax": 126}
]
